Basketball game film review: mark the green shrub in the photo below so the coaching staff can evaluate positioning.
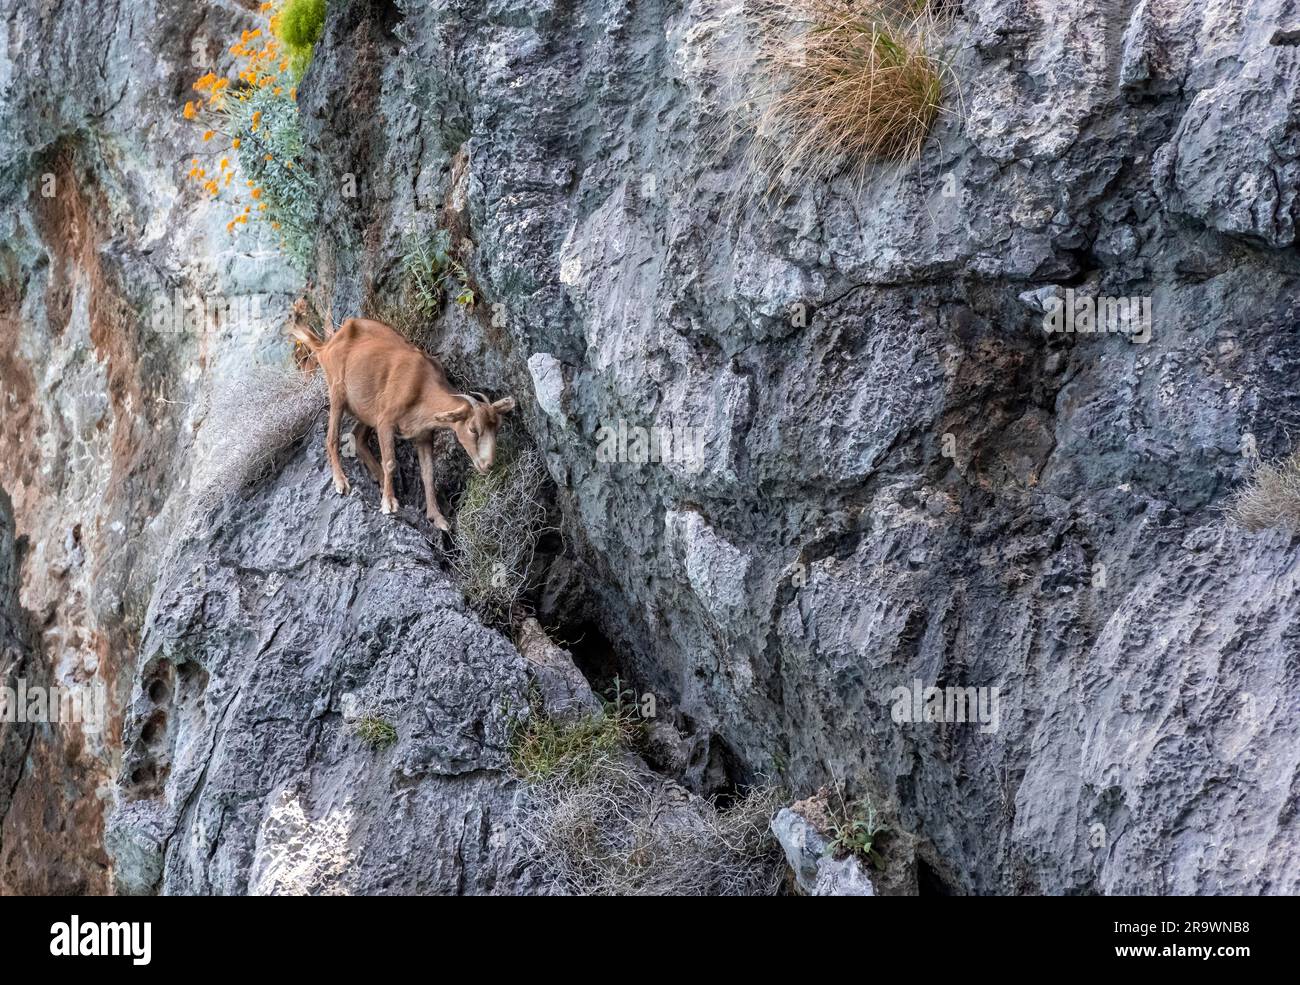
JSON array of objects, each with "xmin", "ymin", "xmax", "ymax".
[
  {"xmin": 510, "ymin": 707, "xmax": 639, "ymax": 786},
  {"xmin": 224, "ymin": 84, "xmax": 319, "ymax": 267},
  {"xmin": 276, "ymin": 0, "xmax": 327, "ymax": 79}
]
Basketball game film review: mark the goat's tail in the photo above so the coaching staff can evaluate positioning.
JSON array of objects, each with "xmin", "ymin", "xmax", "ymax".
[{"xmin": 287, "ymin": 295, "xmax": 325, "ymax": 353}]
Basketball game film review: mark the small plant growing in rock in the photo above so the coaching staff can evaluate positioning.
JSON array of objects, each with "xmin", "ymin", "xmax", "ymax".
[
  {"xmin": 401, "ymin": 228, "xmax": 476, "ymax": 321},
  {"xmin": 743, "ymin": 0, "xmax": 951, "ymax": 193},
  {"xmin": 353, "ymin": 713, "xmax": 397, "ymax": 749},
  {"xmin": 1225, "ymin": 452, "xmax": 1300, "ymax": 531},
  {"xmin": 511, "ymin": 690, "xmax": 784, "ymax": 894},
  {"xmin": 603, "ymin": 675, "xmax": 643, "ymax": 721},
  {"xmin": 826, "ymin": 784, "xmax": 888, "ymax": 868}
]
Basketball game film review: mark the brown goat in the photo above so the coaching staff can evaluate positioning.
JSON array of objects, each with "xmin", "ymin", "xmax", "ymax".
[{"xmin": 289, "ymin": 314, "xmax": 515, "ymax": 530}]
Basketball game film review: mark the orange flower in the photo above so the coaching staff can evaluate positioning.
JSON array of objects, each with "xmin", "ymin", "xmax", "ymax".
[
  {"xmin": 183, "ymin": 101, "xmax": 197, "ymax": 120},
  {"xmin": 232, "ymin": 137, "xmax": 241, "ymax": 149},
  {"xmin": 203, "ymin": 130, "xmax": 215, "ymax": 141}
]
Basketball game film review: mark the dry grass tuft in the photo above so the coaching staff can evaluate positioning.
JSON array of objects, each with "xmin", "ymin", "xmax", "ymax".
[
  {"xmin": 450, "ymin": 440, "xmax": 551, "ymax": 626},
  {"xmin": 518, "ymin": 757, "xmax": 785, "ymax": 896},
  {"xmin": 1226, "ymin": 453, "xmax": 1300, "ymax": 531},
  {"xmin": 190, "ymin": 365, "xmax": 326, "ymax": 512},
  {"xmin": 742, "ymin": 0, "xmax": 950, "ymax": 193}
]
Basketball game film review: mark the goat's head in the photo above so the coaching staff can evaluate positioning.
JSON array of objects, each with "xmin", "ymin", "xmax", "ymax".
[{"xmin": 432, "ymin": 392, "xmax": 516, "ymax": 473}]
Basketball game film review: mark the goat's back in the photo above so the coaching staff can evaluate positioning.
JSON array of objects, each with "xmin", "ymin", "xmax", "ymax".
[{"xmin": 318, "ymin": 318, "xmax": 449, "ymax": 421}]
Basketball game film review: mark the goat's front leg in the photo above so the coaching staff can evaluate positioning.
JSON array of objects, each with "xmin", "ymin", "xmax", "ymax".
[
  {"xmin": 377, "ymin": 423, "xmax": 399, "ymax": 516},
  {"xmin": 326, "ymin": 383, "xmax": 350, "ymax": 495},
  {"xmin": 416, "ymin": 439, "xmax": 450, "ymax": 532}
]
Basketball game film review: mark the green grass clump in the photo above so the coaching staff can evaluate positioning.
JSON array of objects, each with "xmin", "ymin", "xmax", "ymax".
[
  {"xmin": 353, "ymin": 713, "xmax": 397, "ymax": 749},
  {"xmin": 510, "ymin": 706, "xmax": 640, "ymax": 786},
  {"xmin": 276, "ymin": 0, "xmax": 327, "ymax": 79}
]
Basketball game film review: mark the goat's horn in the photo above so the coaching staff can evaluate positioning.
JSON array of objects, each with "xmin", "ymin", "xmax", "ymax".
[
  {"xmin": 451, "ymin": 393, "xmax": 478, "ymax": 406},
  {"xmin": 471, "ymin": 391, "xmax": 490, "ymax": 404}
]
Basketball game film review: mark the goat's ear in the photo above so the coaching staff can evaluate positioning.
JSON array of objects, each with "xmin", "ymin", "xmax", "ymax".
[
  {"xmin": 430, "ymin": 405, "xmax": 471, "ymax": 424},
  {"xmin": 492, "ymin": 396, "xmax": 516, "ymax": 415}
]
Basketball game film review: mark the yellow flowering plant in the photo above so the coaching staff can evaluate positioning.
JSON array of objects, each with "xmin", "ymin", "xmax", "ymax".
[{"xmin": 181, "ymin": 2, "xmax": 320, "ymax": 266}]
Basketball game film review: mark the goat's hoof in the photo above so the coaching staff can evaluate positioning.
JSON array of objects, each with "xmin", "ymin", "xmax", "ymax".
[
  {"xmin": 334, "ymin": 476, "xmax": 351, "ymax": 495},
  {"xmin": 381, "ymin": 497, "xmax": 398, "ymax": 516},
  {"xmin": 430, "ymin": 515, "xmax": 450, "ymax": 532}
]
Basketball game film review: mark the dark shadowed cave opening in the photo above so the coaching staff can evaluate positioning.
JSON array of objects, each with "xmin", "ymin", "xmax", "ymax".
[{"xmin": 917, "ymin": 857, "xmax": 956, "ymax": 896}]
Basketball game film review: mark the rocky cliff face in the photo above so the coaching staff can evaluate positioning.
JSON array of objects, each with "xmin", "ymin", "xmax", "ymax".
[
  {"xmin": 108, "ymin": 423, "xmax": 549, "ymax": 895},
  {"xmin": 1, "ymin": 0, "xmax": 1298, "ymax": 894}
]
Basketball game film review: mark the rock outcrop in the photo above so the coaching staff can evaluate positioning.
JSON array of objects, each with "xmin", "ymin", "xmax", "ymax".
[
  {"xmin": 771, "ymin": 807, "xmax": 876, "ymax": 897},
  {"xmin": 108, "ymin": 421, "xmax": 548, "ymax": 895}
]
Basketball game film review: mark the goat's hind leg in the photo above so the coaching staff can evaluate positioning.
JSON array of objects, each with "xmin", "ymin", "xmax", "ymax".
[
  {"xmin": 416, "ymin": 439, "xmax": 450, "ymax": 532},
  {"xmin": 352, "ymin": 422, "xmax": 383, "ymax": 484},
  {"xmin": 326, "ymin": 382, "xmax": 351, "ymax": 496}
]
